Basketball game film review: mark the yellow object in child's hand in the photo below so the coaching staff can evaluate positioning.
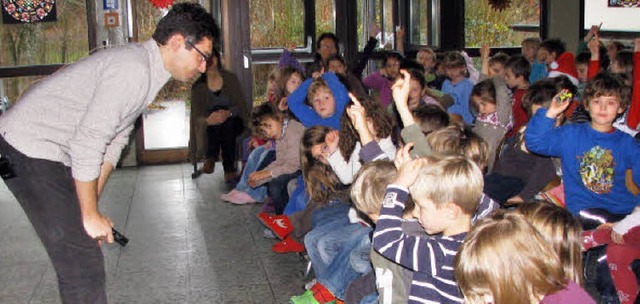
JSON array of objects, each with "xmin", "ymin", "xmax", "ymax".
[{"xmin": 557, "ymin": 91, "xmax": 573, "ymax": 103}]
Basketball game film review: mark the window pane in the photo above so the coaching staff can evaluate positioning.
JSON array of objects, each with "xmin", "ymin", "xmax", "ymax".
[
  {"xmin": 409, "ymin": 0, "xmax": 430, "ymax": 45},
  {"xmin": 0, "ymin": 0, "xmax": 89, "ymax": 67},
  {"xmin": 250, "ymin": 0, "xmax": 305, "ymax": 48},
  {"xmin": 251, "ymin": 63, "xmax": 277, "ymax": 105},
  {"xmin": 381, "ymin": 0, "xmax": 394, "ymax": 50},
  {"xmin": 464, "ymin": 0, "xmax": 539, "ymax": 47},
  {"xmin": 357, "ymin": 0, "xmax": 394, "ymax": 51},
  {"xmin": 0, "ymin": 76, "xmax": 46, "ymax": 106},
  {"xmin": 315, "ymin": 0, "xmax": 335, "ymax": 38}
]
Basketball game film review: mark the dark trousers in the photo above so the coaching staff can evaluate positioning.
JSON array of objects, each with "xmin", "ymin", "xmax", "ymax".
[
  {"xmin": 206, "ymin": 116, "xmax": 243, "ymax": 173},
  {"xmin": 0, "ymin": 136, "xmax": 107, "ymax": 304},
  {"xmin": 268, "ymin": 171, "xmax": 300, "ymax": 215}
]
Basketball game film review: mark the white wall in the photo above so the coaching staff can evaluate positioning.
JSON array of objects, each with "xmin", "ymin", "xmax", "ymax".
[{"xmin": 585, "ymin": 0, "xmax": 640, "ymax": 32}]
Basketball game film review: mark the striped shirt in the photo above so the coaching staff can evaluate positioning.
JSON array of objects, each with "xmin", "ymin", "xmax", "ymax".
[{"xmin": 372, "ymin": 185, "xmax": 466, "ymax": 304}]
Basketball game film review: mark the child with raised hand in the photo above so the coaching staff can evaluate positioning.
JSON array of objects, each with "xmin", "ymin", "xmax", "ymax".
[
  {"xmin": 582, "ymin": 206, "xmax": 640, "ymax": 304},
  {"xmin": 480, "ymin": 44, "xmax": 510, "ymax": 79},
  {"xmin": 325, "ymin": 94, "xmax": 396, "ymax": 185},
  {"xmin": 525, "ymin": 72, "xmax": 640, "ymax": 217},
  {"xmin": 221, "ymin": 103, "xmax": 305, "ymax": 207},
  {"xmin": 288, "ymin": 71, "xmax": 350, "ymax": 129},
  {"xmin": 372, "ymin": 155, "xmax": 484, "ymax": 304},
  {"xmin": 454, "ymin": 210, "xmax": 595, "ymax": 304},
  {"xmin": 470, "ymin": 76, "xmax": 513, "ymax": 173}
]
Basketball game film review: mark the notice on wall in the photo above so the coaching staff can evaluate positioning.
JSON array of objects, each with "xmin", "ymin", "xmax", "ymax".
[
  {"xmin": 104, "ymin": 12, "xmax": 119, "ymax": 28},
  {"xmin": 586, "ymin": 1, "xmax": 640, "ymax": 31}
]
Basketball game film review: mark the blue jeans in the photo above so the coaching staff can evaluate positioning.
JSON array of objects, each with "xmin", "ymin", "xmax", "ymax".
[
  {"xmin": 317, "ymin": 225, "xmax": 373, "ymax": 300},
  {"xmin": 234, "ymin": 145, "xmax": 274, "ymax": 202},
  {"xmin": 283, "ymin": 175, "xmax": 308, "ymax": 215},
  {"xmin": 304, "ymin": 203, "xmax": 351, "ymax": 277}
]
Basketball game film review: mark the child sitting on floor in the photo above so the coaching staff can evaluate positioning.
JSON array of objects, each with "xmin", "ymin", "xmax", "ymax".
[
  {"xmin": 221, "ymin": 103, "xmax": 305, "ymax": 208},
  {"xmin": 470, "ymin": 76, "xmax": 513, "ymax": 173},
  {"xmin": 372, "ymin": 156, "xmax": 484, "ymax": 303}
]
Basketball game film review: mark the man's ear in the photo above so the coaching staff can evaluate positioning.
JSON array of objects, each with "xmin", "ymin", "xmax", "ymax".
[{"xmin": 167, "ymin": 34, "xmax": 185, "ymax": 50}]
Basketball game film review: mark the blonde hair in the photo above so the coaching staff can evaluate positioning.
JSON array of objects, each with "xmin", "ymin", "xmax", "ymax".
[
  {"xmin": 350, "ymin": 161, "xmax": 398, "ymax": 216},
  {"xmin": 409, "ymin": 156, "xmax": 483, "ymax": 215},
  {"xmin": 427, "ymin": 126, "xmax": 489, "ymax": 170},
  {"xmin": 454, "ymin": 210, "xmax": 567, "ymax": 304},
  {"xmin": 306, "ymin": 78, "xmax": 331, "ymax": 105},
  {"xmin": 516, "ymin": 202, "xmax": 584, "ymax": 286}
]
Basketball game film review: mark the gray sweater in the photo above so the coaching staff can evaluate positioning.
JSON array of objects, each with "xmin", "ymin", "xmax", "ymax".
[{"xmin": 0, "ymin": 40, "xmax": 171, "ymax": 181}]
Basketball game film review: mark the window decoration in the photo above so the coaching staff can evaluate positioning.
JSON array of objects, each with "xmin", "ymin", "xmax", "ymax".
[
  {"xmin": 2, "ymin": 0, "xmax": 56, "ymax": 24},
  {"xmin": 608, "ymin": 0, "xmax": 640, "ymax": 7},
  {"xmin": 148, "ymin": 0, "xmax": 173, "ymax": 9}
]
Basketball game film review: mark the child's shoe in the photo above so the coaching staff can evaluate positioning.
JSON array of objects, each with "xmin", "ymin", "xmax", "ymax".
[
  {"xmin": 257, "ymin": 212, "xmax": 293, "ymax": 239},
  {"xmin": 272, "ymin": 235, "xmax": 305, "ymax": 253},
  {"xmin": 290, "ymin": 282, "xmax": 336, "ymax": 303},
  {"xmin": 221, "ymin": 190, "xmax": 256, "ymax": 205},
  {"xmin": 290, "ymin": 290, "xmax": 320, "ymax": 304}
]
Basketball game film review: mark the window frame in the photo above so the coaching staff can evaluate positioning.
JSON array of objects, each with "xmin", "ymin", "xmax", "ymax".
[{"xmin": 0, "ymin": 0, "xmax": 98, "ymax": 78}]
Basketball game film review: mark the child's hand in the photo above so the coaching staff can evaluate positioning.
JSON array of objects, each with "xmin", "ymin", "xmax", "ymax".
[
  {"xmin": 394, "ymin": 157, "xmax": 429, "ymax": 189},
  {"xmin": 394, "ymin": 142, "xmax": 414, "ymax": 169},
  {"xmin": 391, "ymin": 69, "xmax": 411, "ymax": 109},
  {"xmin": 635, "ymin": 38, "xmax": 640, "ymax": 53},
  {"xmin": 480, "ymin": 44, "xmax": 490, "ymax": 60},
  {"xmin": 325, "ymin": 130, "xmax": 340, "ymax": 156},
  {"xmin": 546, "ymin": 89, "xmax": 572, "ymax": 119},
  {"xmin": 278, "ymin": 97, "xmax": 289, "ymax": 111},
  {"xmin": 347, "ymin": 94, "xmax": 368, "ymax": 133},
  {"xmin": 587, "ymin": 34, "xmax": 600, "ymax": 59},
  {"xmin": 396, "ymin": 26, "xmax": 405, "ymax": 39},
  {"xmin": 370, "ymin": 22, "xmax": 381, "ymax": 37},
  {"xmin": 249, "ymin": 170, "xmax": 271, "ymax": 188},
  {"xmin": 611, "ymin": 230, "xmax": 625, "ymax": 245}
]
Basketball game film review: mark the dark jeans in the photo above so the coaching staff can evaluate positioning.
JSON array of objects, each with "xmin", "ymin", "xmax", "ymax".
[
  {"xmin": 268, "ymin": 171, "xmax": 300, "ymax": 215},
  {"xmin": 206, "ymin": 116, "xmax": 243, "ymax": 173},
  {"xmin": 483, "ymin": 173, "xmax": 525, "ymax": 205},
  {"xmin": 0, "ymin": 136, "xmax": 107, "ymax": 304}
]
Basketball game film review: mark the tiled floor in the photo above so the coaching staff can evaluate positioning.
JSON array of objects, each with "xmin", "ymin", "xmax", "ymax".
[{"xmin": 0, "ymin": 163, "xmax": 307, "ymax": 304}]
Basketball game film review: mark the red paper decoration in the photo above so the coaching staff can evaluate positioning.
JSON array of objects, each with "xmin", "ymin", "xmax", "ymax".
[{"xmin": 148, "ymin": 0, "xmax": 173, "ymax": 9}]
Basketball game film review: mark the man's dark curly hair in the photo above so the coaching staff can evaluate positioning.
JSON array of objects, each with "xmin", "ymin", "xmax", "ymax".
[{"xmin": 152, "ymin": 3, "xmax": 220, "ymax": 46}]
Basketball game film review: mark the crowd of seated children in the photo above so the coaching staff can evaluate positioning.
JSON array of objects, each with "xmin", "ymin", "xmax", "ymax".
[{"xmin": 210, "ymin": 29, "xmax": 640, "ymax": 304}]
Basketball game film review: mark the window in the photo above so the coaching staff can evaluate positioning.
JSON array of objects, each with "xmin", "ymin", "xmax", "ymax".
[
  {"xmin": 464, "ymin": 0, "xmax": 540, "ymax": 47},
  {"xmin": 407, "ymin": 0, "xmax": 439, "ymax": 47},
  {"xmin": 0, "ymin": 0, "xmax": 89, "ymax": 68},
  {"xmin": 315, "ymin": 0, "xmax": 335, "ymax": 38},
  {"xmin": 249, "ymin": 0, "xmax": 305, "ymax": 48},
  {"xmin": 357, "ymin": 0, "xmax": 396, "ymax": 51}
]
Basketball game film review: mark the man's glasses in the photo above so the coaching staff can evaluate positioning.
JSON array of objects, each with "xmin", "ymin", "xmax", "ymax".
[{"xmin": 185, "ymin": 40, "xmax": 211, "ymax": 63}]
